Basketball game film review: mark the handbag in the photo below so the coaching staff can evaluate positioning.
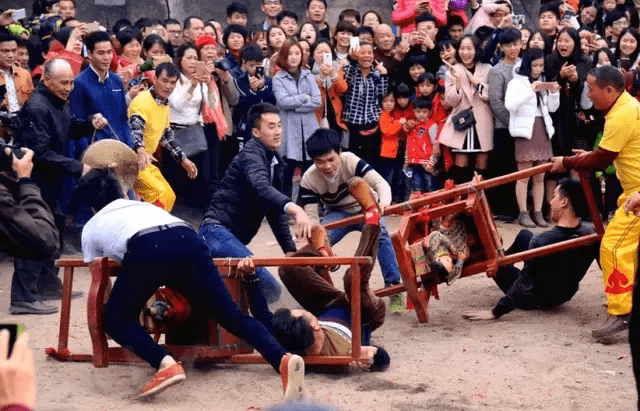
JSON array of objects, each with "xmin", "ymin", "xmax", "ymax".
[
  {"xmin": 172, "ymin": 123, "xmax": 208, "ymax": 157},
  {"xmin": 451, "ymin": 108, "xmax": 476, "ymax": 132}
]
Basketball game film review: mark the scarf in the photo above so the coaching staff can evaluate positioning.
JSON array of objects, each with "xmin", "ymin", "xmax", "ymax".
[{"xmin": 201, "ymin": 78, "xmax": 228, "ymax": 137}]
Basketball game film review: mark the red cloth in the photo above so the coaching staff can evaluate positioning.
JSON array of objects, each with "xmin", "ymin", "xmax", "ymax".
[
  {"xmin": 44, "ymin": 41, "xmax": 84, "ymax": 75},
  {"xmin": 0, "ymin": 405, "xmax": 33, "ymax": 411}
]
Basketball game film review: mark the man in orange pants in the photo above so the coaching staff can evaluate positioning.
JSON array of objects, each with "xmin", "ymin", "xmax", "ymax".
[{"xmin": 552, "ymin": 65, "xmax": 640, "ymax": 339}]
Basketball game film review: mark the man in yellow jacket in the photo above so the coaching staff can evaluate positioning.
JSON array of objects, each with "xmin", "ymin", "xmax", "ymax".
[
  {"xmin": 552, "ymin": 65, "xmax": 640, "ymax": 339},
  {"xmin": 128, "ymin": 63, "xmax": 197, "ymax": 211}
]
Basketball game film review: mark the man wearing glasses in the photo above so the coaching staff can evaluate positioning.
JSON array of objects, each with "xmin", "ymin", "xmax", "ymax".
[{"xmin": 259, "ymin": 0, "xmax": 283, "ymax": 31}]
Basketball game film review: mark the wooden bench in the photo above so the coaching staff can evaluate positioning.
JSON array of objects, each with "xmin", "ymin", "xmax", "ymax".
[
  {"xmin": 48, "ymin": 256, "xmax": 374, "ymax": 368},
  {"xmin": 325, "ymin": 164, "xmax": 605, "ymax": 323}
]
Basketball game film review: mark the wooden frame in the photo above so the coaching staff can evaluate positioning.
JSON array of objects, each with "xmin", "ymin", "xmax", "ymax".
[
  {"xmin": 325, "ymin": 164, "xmax": 605, "ymax": 323},
  {"xmin": 48, "ymin": 256, "xmax": 373, "ymax": 368}
]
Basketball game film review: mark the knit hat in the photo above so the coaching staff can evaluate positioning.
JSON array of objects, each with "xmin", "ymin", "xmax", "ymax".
[{"xmin": 195, "ymin": 35, "xmax": 217, "ymax": 49}]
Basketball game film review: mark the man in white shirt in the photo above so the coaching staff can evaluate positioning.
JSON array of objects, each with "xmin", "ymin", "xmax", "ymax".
[{"xmin": 76, "ymin": 168, "xmax": 305, "ymax": 399}]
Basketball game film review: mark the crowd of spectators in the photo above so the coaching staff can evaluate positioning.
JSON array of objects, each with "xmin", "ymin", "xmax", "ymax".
[{"xmin": 0, "ymin": 0, "xmax": 632, "ymax": 310}]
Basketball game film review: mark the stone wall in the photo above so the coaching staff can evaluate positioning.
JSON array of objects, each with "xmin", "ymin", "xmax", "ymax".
[{"xmin": 2, "ymin": 0, "xmax": 536, "ymax": 32}]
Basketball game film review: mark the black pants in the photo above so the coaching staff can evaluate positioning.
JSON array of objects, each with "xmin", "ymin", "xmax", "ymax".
[
  {"xmin": 103, "ymin": 226, "xmax": 286, "ymax": 370},
  {"xmin": 163, "ymin": 151, "xmax": 209, "ymax": 209},
  {"xmin": 12, "ymin": 211, "xmax": 64, "ymax": 302},
  {"xmin": 487, "ymin": 128, "xmax": 517, "ymax": 219},
  {"xmin": 281, "ymin": 159, "xmax": 311, "ymax": 200}
]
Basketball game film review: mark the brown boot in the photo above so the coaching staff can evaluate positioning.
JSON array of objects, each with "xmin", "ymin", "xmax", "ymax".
[
  {"xmin": 310, "ymin": 224, "xmax": 339, "ymax": 272},
  {"xmin": 348, "ymin": 177, "xmax": 381, "ymax": 225}
]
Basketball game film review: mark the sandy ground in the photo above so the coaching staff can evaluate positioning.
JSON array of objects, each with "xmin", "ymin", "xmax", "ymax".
[{"xmin": 0, "ymin": 207, "xmax": 637, "ymax": 411}]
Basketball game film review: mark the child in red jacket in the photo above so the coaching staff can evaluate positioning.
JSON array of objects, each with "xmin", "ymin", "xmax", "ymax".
[
  {"xmin": 404, "ymin": 97, "xmax": 441, "ymax": 193},
  {"xmin": 379, "ymin": 88, "xmax": 410, "ymax": 203}
]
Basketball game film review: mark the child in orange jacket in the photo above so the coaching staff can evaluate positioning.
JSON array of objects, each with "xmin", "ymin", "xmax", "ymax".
[
  {"xmin": 379, "ymin": 90, "xmax": 409, "ymax": 203},
  {"xmin": 404, "ymin": 97, "xmax": 441, "ymax": 193}
]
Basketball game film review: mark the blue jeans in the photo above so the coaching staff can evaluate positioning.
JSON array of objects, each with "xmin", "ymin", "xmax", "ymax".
[
  {"xmin": 198, "ymin": 223, "xmax": 282, "ymax": 303},
  {"xmin": 410, "ymin": 165, "xmax": 439, "ymax": 192},
  {"xmin": 321, "ymin": 209, "xmax": 401, "ymax": 286}
]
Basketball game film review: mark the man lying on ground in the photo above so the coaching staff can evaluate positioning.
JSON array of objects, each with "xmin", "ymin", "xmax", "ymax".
[
  {"xmin": 463, "ymin": 178, "xmax": 599, "ymax": 321},
  {"xmin": 76, "ymin": 168, "xmax": 305, "ymax": 399},
  {"xmin": 237, "ymin": 177, "xmax": 390, "ymax": 370}
]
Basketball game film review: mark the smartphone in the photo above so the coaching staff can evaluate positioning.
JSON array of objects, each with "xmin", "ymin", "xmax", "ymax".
[
  {"xmin": 349, "ymin": 36, "xmax": 360, "ymax": 51},
  {"xmin": 323, "ymin": 52, "xmax": 332, "ymax": 65},
  {"xmin": 401, "ymin": 33, "xmax": 411, "ymax": 46},
  {"xmin": 563, "ymin": 10, "xmax": 574, "ymax": 21},
  {"xmin": 620, "ymin": 57, "xmax": 631, "ymax": 71},
  {"xmin": 536, "ymin": 82, "xmax": 557, "ymax": 91},
  {"xmin": 255, "ymin": 66, "xmax": 265, "ymax": 77},
  {"xmin": 195, "ymin": 61, "xmax": 207, "ymax": 78},
  {"xmin": 85, "ymin": 22, "xmax": 101, "ymax": 33},
  {"xmin": 0, "ymin": 324, "xmax": 24, "ymax": 356},
  {"xmin": 12, "ymin": 8, "xmax": 26, "ymax": 20},
  {"xmin": 511, "ymin": 14, "xmax": 525, "ymax": 26}
]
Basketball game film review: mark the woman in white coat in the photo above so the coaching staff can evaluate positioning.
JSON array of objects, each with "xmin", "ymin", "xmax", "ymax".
[
  {"xmin": 505, "ymin": 48, "xmax": 560, "ymax": 228},
  {"xmin": 440, "ymin": 34, "xmax": 494, "ymax": 184}
]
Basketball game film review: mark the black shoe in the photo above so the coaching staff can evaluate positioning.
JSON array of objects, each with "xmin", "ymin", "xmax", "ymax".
[
  {"xmin": 592, "ymin": 314, "xmax": 630, "ymax": 338},
  {"xmin": 10, "ymin": 301, "xmax": 58, "ymax": 315},
  {"xmin": 39, "ymin": 290, "xmax": 84, "ymax": 301}
]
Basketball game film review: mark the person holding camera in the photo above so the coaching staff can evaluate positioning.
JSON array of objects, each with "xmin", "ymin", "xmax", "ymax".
[
  {"xmin": 0, "ymin": 147, "xmax": 58, "ymax": 263},
  {"xmin": 13, "ymin": 59, "xmax": 108, "ymax": 315},
  {"xmin": 232, "ymin": 43, "xmax": 276, "ymax": 151}
]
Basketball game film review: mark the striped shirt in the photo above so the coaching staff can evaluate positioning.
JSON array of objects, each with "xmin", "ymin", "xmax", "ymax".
[
  {"xmin": 342, "ymin": 62, "xmax": 389, "ymax": 126},
  {"xmin": 298, "ymin": 152, "xmax": 391, "ymax": 215}
]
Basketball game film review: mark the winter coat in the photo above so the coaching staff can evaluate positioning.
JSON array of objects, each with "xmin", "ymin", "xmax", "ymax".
[
  {"xmin": 0, "ymin": 174, "xmax": 59, "ymax": 261},
  {"xmin": 16, "ymin": 83, "xmax": 94, "ymax": 208},
  {"xmin": 439, "ymin": 62, "xmax": 494, "ymax": 152},
  {"xmin": 203, "ymin": 138, "xmax": 296, "ymax": 253},
  {"xmin": 312, "ymin": 63, "xmax": 348, "ymax": 131},
  {"xmin": 273, "ymin": 68, "xmax": 321, "ymax": 161},
  {"xmin": 505, "ymin": 72, "xmax": 560, "ymax": 139}
]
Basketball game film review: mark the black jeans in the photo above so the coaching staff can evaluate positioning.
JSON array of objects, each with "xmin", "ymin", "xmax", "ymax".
[{"xmin": 103, "ymin": 226, "xmax": 286, "ymax": 370}]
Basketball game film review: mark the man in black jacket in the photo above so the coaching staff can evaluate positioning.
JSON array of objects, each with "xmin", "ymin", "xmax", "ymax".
[
  {"xmin": 12, "ymin": 59, "xmax": 108, "ymax": 314},
  {"xmin": 463, "ymin": 179, "xmax": 599, "ymax": 321},
  {"xmin": 199, "ymin": 103, "xmax": 311, "ymax": 303}
]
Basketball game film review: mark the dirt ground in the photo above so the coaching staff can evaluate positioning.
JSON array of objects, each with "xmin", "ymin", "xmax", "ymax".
[{"xmin": 0, "ymin": 211, "xmax": 636, "ymax": 411}]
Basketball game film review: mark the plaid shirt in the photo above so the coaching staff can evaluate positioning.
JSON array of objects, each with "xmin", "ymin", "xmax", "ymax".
[
  {"xmin": 342, "ymin": 62, "xmax": 388, "ymax": 126},
  {"xmin": 129, "ymin": 88, "xmax": 185, "ymax": 163}
]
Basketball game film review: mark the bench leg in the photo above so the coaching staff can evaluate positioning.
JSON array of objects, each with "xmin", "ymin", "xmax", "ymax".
[
  {"xmin": 88, "ymin": 258, "xmax": 110, "ymax": 367},
  {"xmin": 57, "ymin": 266, "xmax": 74, "ymax": 352}
]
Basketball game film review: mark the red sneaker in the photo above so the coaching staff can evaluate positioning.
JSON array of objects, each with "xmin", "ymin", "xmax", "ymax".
[{"xmin": 138, "ymin": 362, "xmax": 186, "ymax": 398}]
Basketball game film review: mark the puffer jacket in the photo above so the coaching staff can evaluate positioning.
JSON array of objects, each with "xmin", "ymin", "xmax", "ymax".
[
  {"xmin": 203, "ymin": 138, "xmax": 296, "ymax": 253},
  {"xmin": 505, "ymin": 72, "xmax": 560, "ymax": 139}
]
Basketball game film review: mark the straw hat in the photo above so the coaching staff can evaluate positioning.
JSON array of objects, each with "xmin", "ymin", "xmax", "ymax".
[{"xmin": 82, "ymin": 139, "xmax": 139, "ymax": 192}]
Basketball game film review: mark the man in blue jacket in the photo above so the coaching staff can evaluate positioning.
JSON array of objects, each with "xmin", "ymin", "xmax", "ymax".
[
  {"xmin": 64, "ymin": 30, "xmax": 134, "ymax": 247},
  {"xmin": 69, "ymin": 31, "xmax": 133, "ymax": 155},
  {"xmin": 233, "ymin": 43, "xmax": 276, "ymax": 151},
  {"xmin": 199, "ymin": 103, "xmax": 311, "ymax": 303}
]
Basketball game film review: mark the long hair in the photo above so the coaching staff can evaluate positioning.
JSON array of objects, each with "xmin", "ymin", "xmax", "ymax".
[
  {"xmin": 614, "ymin": 27, "xmax": 640, "ymax": 68},
  {"xmin": 555, "ymin": 27, "xmax": 583, "ymax": 63}
]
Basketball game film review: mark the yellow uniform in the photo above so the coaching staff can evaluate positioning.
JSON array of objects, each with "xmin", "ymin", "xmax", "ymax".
[
  {"xmin": 598, "ymin": 92, "xmax": 640, "ymax": 315},
  {"xmin": 128, "ymin": 90, "xmax": 184, "ymax": 212}
]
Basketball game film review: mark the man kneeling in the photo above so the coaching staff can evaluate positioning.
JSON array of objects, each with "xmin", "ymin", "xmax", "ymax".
[
  {"xmin": 238, "ymin": 178, "xmax": 390, "ymax": 370},
  {"xmin": 463, "ymin": 179, "xmax": 599, "ymax": 321},
  {"xmin": 77, "ymin": 169, "xmax": 305, "ymax": 399}
]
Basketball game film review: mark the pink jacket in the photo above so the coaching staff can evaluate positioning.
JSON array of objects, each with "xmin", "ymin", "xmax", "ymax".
[
  {"xmin": 439, "ymin": 62, "xmax": 494, "ymax": 152},
  {"xmin": 392, "ymin": 0, "xmax": 468, "ymax": 33}
]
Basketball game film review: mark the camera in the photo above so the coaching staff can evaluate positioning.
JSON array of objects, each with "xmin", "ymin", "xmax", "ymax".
[
  {"xmin": 0, "ymin": 142, "xmax": 23, "ymax": 173},
  {"xmin": 214, "ymin": 59, "xmax": 231, "ymax": 72}
]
